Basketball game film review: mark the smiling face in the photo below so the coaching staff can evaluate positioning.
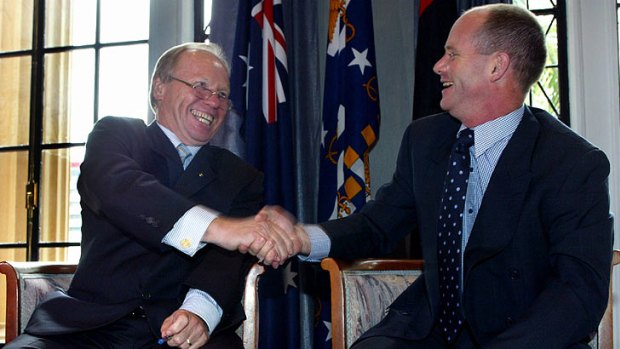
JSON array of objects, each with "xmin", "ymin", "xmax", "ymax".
[
  {"xmin": 433, "ymin": 11, "xmax": 497, "ymax": 126},
  {"xmin": 153, "ymin": 50, "xmax": 230, "ymax": 146}
]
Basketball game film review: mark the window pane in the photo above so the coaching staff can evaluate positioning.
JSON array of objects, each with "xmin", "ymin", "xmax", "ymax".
[
  {"xmin": 43, "ymin": 49, "xmax": 95, "ymax": 144},
  {"xmin": 99, "ymin": 44, "xmax": 149, "ymax": 121},
  {"xmin": 530, "ymin": 68, "xmax": 560, "ymax": 118},
  {"xmin": 524, "ymin": 0, "xmax": 555, "ymax": 11},
  {"xmin": 0, "ymin": 0, "xmax": 33, "ymax": 52},
  {"xmin": 68, "ymin": 148, "xmax": 83, "ymax": 243},
  {"xmin": 45, "ymin": 0, "xmax": 97, "ymax": 48},
  {"xmin": 100, "ymin": 0, "xmax": 149, "ymax": 43},
  {"xmin": 0, "ymin": 151, "xmax": 28, "ymax": 243},
  {"xmin": 537, "ymin": 14, "xmax": 558, "ymax": 66},
  {"xmin": 0, "ymin": 56, "xmax": 31, "ymax": 146},
  {"xmin": 40, "ymin": 246, "xmax": 80, "ymax": 263},
  {"xmin": 40, "ymin": 148, "xmax": 82, "ymax": 245}
]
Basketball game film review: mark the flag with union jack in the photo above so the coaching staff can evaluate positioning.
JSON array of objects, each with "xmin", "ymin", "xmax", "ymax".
[
  {"xmin": 316, "ymin": 0, "xmax": 381, "ymax": 347},
  {"xmin": 230, "ymin": 0, "xmax": 298, "ymax": 348}
]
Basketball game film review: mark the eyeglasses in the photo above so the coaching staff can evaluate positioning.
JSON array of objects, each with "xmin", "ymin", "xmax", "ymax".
[{"xmin": 168, "ymin": 76, "xmax": 232, "ymax": 110}]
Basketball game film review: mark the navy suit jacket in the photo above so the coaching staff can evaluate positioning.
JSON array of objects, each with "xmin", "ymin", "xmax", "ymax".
[
  {"xmin": 25, "ymin": 116, "xmax": 263, "ymax": 338},
  {"xmin": 321, "ymin": 107, "xmax": 613, "ymax": 348}
]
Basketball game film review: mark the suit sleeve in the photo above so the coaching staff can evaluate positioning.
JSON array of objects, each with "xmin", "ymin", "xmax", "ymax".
[
  {"xmin": 78, "ymin": 117, "xmax": 195, "ymax": 249},
  {"xmin": 321, "ymin": 124, "xmax": 419, "ymax": 259}
]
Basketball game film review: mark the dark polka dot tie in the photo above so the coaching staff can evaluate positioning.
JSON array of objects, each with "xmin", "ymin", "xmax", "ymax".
[{"xmin": 437, "ymin": 128, "xmax": 474, "ymax": 343}]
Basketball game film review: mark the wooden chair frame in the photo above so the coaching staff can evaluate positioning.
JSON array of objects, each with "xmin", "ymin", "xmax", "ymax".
[
  {"xmin": 242, "ymin": 263, "xmax": 264, "ymax": 349},
  {"xmin": 321, "ymin": 258, "xmax": 424, "ymax": 349},
  {"xmin": 1, "ymin": 261, "xmax": 264, "ymax": 348},
  {"xmin": 0, "ymin": 261, "xmax": 77, "ymax": 343},
  {"xmin": 322, "ymin": 251, "xmax": 620, "ymax": 349}
]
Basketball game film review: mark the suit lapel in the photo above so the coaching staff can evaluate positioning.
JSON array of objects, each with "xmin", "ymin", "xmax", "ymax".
[
  {"xmin": 174, "ymin": 145, "xmax": 217, "ymax": 197},
  {"xmin": 464, "ymin": 107, "xmax": 539, "ymax": 271},
  {"xmin": 146, "ymin": 122, "xmax": 217, "ymax": 197},
  {"xmin": 420, "ymin": 116, "xmax": 461, "ymax": 268},
  {"xmin": 146, "ymin": 122, "xmax": 184, "ymax": 184}
]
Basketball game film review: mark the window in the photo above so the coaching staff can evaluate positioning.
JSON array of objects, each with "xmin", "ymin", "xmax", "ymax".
[
  {"xmin": 514, "ymin": 0, "xmax": 569, "ymax": 125},
  {"xmin": 0, "ymin": 0, "xmax": 149, "ymax": 265}
]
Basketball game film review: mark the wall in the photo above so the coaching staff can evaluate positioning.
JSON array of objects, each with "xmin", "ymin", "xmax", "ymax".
[{"xmin": 566, "ymin": 2, "xmax": 620, "ymax": 347}]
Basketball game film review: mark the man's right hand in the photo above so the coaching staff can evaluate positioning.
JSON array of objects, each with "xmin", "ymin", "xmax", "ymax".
[
  {"xmin": 251, "ymin": 206, "xmax": 311, "ymax": 259},
  {"xmin": 202, "ymin": 215, "xmax": 297, "ymax": 268}
]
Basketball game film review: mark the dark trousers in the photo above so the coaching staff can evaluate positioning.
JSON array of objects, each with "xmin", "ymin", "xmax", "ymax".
[
  {"xmin": 352, "ymin": 322, "xmax": 479, "ymax": 349},
  {"xmin": 4, "ymin": 317, "xmax": 243, "ymax": 349}
]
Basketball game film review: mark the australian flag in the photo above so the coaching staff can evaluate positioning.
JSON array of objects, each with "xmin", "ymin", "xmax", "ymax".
[
  {"xmin": 230, "ymin": 0, "xmax": 299, "ymax": 348},
  {"xmin": 316, "ymin": 0, "xmax": 381, "ymax": 347}
]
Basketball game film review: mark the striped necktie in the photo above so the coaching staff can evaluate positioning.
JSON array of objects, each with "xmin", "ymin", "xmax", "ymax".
[{"xmin": 176, "ymin": 143, "xmax": 192, "ymax": 169}]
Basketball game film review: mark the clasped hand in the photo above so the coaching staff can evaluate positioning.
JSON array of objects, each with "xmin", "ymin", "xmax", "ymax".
[{"xmin": 203, "ymin": 206, "xmax": 306, "ymax": 268}]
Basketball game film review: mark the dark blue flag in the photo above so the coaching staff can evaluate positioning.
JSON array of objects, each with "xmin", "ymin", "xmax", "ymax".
[
  {"xmin": 230, "ymin": 1, "xmax": 298, "ymax": 348},
  {"xmin": 316, "ymin": 0, "xmax": 381, "ymax": 347}
]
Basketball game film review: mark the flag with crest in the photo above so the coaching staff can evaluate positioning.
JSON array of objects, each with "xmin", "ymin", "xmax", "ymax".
[
  {"xmin": 316, "ymin": 0, "xmax": 381, "ymax": 346},
  {"xmin": 230, "ymin": 0, "xmax": 299, "ymax": 348}
]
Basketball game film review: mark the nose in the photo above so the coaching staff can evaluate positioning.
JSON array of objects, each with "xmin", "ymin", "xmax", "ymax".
[
  {"xmin": 433, "ymin": 55, "xmax": 447, "ymax": 75},
  {"xmin": 201, "ymin": 91, "xmax": 223, "ymax": 108}
]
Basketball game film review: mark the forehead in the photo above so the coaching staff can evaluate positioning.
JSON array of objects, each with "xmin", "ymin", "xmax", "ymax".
[
  {"xmin": 446, "ymin": 10, "xmax": 486, "ymax": 51},
  {"xmin": 174, "ymin": 50, "xmax": 229, "ymax": 83}
]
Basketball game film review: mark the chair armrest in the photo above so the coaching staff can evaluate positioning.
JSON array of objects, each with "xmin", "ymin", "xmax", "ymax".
[
  {"xmin": 241, "ymin": 263, "xmax": 265, "ymax": 349},
  {"xmin": 0, "ymin": 261, "xmax": 77, "ymax": 343},
  {"xmin": 321, "ymin": 258, "xmax": 423, "ymax": 349}
]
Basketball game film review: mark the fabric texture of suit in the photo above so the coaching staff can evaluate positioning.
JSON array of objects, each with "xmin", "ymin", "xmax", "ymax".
[
  {"xmin": 22, "ymin": 116, "xmax": 263, "ymax": 341},
  {"xmin": 321, "ymin": 107, "xmax": 613, "ymax": 348}
]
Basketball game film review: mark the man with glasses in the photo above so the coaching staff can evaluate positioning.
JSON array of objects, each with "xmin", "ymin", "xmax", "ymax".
[{"xmin": 6, "ymin": 43, "xmax": 292, "ymax": 349}]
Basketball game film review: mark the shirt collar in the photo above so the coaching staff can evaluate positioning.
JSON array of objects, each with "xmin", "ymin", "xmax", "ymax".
[
  {"xmin": 156, "ymin": 122, "xmax": 203, "ymax": 156},
  {"xmin": 460, "ymin": 105, "xmax": 524, "ymax": 158}
]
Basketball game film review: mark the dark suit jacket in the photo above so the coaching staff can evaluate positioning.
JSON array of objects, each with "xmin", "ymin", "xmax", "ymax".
[
  {"xmin": 25, "ymin": 116, "xmax": 263, "ymax": 338},
  {"xmin": 321, "ymin": 107, "xmax": 613, "ymax": 348}
]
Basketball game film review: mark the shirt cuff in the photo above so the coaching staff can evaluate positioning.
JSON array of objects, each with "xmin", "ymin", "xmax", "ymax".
[
  {"xmin": 162, "ymin": 206, "xmax": 219, "ymax": 256},
  {"xmin": 181, "ymin": 289, "xmax": 223, "ymax": 334},
  {"xmin": 298, "ymin": 224, "xmax": 331, "ymax": 262}
]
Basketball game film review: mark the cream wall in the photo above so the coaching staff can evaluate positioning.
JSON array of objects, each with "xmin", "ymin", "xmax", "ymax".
[{"xmin": 566, "ymin": 2, "xmax": 620, "ymax": 347}]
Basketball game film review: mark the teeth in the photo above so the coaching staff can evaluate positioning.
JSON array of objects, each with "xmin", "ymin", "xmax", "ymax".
[
  {"xmin": 191, "ymin": 109, "xmax": 214, "ymax": 125},
  {"xmin": 442, "ymin": 82, "xmax": 454, "ymax": 87}
]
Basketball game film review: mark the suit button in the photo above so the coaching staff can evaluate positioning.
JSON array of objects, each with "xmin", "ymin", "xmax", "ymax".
[
  {"xmin": 506, "ymin": 316, "xmax": 514, "ymax": 325},
  {"xmin": 508, "ymin": 268, "xmax": 521, "ymax": 279},
  {"xmin": 142, "ymin": 292, "xmax": 151, "ymax": 300}
]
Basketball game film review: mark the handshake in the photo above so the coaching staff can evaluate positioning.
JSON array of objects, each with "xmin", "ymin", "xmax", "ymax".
[{"xmin": 202, "ymin": 206, "xmax": 311, "ymax": 268}]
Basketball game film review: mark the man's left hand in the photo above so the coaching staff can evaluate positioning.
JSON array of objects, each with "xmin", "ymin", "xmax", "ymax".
[{"xmin": 160, "ymin": 309, "xmax": 209, "ymax": 348}]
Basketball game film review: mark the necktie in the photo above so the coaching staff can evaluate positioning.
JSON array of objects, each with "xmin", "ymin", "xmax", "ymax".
[
  {"xmin": 177, "ymin": 143, "xmax": 192, "ymax": 169},
  {"xmin": 437, "ymin": 128, "xmax": 474, "ymax": 343}
]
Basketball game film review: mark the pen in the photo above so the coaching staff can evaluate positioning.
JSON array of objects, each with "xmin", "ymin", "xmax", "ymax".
[{"xmin": 157, "ymin": 336, "xmax": 173, "ymax": 345}]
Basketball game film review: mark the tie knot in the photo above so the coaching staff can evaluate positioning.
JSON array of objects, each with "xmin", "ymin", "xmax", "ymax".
[
  {"xmin": 455, "ymin": 129, "xmax": 474, "ymax": 153},
  {"xmin": 177, "ymin": 143, "xmax": 192, "ymax": 169}
]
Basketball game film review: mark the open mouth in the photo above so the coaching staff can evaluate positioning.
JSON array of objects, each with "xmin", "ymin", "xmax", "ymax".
[
  {"xmin": 191, "ymin": 109, "xmax": 214, "ymax": 126},
  {"xmin": 442, "ymin": 81, "xmax": 454, "ymax": 89}
]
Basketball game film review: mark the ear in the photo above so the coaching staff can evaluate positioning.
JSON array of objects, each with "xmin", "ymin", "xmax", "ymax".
[
  {"xmin": 489, "ymin": 52, "xmax": 510, "ymax": 82},
  {"xmin": 153, "ymin": 76, "xmax": 166, "ymax": 101}
]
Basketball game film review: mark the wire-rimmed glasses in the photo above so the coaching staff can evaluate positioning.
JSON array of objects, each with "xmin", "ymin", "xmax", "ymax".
[{"xmin": 169, "ymin": 76, "xmax": 232, "ymax": 110}]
